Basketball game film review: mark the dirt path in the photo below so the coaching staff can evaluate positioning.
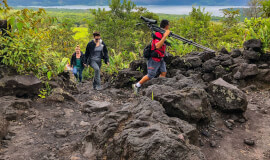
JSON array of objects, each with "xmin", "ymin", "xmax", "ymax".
[
  {"xmin": 0, "ymin": 81, "xmax": 134, "ymax": 160},
  {"xmin": 201, "ymin": 90, "xmax": 270, "ymax": 160}
]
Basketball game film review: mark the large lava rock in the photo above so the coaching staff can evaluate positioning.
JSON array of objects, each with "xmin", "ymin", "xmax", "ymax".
[
  {"xmin": 256, "ymin": 69, "xmax": 270, "ymax": 83},
  {"xmin": 0, "ymin": 96, "xmax": 32, "ymax": 121},
  {"xmin": 81, "ymin": 100, "xmax": 112, "ymax": 114},
  {"xmin": 83, "ymin": 97, "xmax": 205, "ymax": 160},
  {"xmin": 142, "ymin": 84, "xmax": 175, "ymax": 97},
  {"xmin": 243, "ymin": 39, "xmax": 262, "ymax": 52},
  {"xmin": 0, "ymin": 114, "xmax": 9, "ymax": 139},
  {"xmin": 114, "ymin": 68, "xmax": 144, "ymax": 88},
  {"xmin": 233, "ymin": 63, "xmax": 259, "ymax": 80},
  {"xmin": 129, "ymin": 59, "xmax": 147, "ymax": 75},
  {"xmin": 0, "ymin": 75, "xmax": 42, "ymax": 97},
  {"xmin": 207, "ymin": 78, "xmax": 247, "ymax": 112},
  {"xmin": 243, "ymin": 50, "xmax": 260, "ymax": 61},
  {"xmin": 184, "ymin": 56, "xmax": 202, "ymax": 68},
  {"xmin": 202, "ymin": 59, "xmax": 220, "ymax": 73},
  {"xmin": 230, "ymin": 49, "xmax": 242, "ymax": 58},
  {"xmin": 155, "ymin": 88, "xmax": 212, "ymax": 123},
  {"xmin": 47, "ymin": 88, "xmax": 77, "ymax": 103},
  {"xmin": 144, "ymin": 74, "xmax": 207, "ymax": 90}
]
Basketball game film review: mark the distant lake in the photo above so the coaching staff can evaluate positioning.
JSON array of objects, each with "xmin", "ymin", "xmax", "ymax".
[{"xmin": 26, "ymin": 5, "xmax": 248, "ymax": 17}]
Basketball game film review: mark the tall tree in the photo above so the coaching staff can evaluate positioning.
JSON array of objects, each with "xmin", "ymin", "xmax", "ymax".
[{"xmin": 244, "ymin": 0, "xmax": 262, "ymax": 18}]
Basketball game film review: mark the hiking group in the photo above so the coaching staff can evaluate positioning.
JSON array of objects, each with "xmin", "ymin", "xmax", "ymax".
[{"xmin": 70, "ymin": 20, "xmax": 170, "ymax": 93}]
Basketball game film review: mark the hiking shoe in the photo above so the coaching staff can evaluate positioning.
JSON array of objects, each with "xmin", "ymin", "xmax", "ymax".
[
  {"xmin": 132, "ymin": 84, "xmax": 140, "ymax": 95},
  {"xmin": 96, "ymin": 86, "xmax": 103, "ymax": 91}
]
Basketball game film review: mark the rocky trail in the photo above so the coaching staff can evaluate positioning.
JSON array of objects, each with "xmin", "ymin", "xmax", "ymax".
[{"xmin": 1, "ymin": 39, "xmax": 270, "ymax": 160}]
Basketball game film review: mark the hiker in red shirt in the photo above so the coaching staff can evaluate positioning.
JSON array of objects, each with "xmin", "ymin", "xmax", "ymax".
[{"xmin": 133, "ymin": 19, "xmax": 170, "ymax": 94}]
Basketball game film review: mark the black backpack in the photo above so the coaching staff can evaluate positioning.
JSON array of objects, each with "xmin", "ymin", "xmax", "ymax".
[{"xmin": 143, "ymin": 41, "xmax": 160, "ymax": 59}]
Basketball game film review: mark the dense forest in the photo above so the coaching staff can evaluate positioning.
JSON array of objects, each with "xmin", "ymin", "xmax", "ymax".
[
  {"xmin": 7, "ymin": 0, "xmax": 249, "ymax": 6},
  {"xmin": 1, "ymin": 0, "xmax": 270, "ymax": 95}
]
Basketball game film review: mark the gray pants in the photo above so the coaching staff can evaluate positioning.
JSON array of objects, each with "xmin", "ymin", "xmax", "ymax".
[
  {"xmin": 90, "ymin": 60, "xmax": 102, "ymax": 88},
  {"xmin": 147, "ymin": 58, "xmax": 167, "ymax": 79}
]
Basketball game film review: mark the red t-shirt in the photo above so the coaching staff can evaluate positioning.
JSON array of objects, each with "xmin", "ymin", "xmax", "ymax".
[{"xmin": 151, "ymin": 32, "xmax": 166, "ymax": 62}]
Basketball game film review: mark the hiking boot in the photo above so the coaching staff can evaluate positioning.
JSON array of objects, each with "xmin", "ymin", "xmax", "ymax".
[
  {"xmin": 96, "ymin": 86, "xmax": 103, "ymax": 91},
  {"xmin": 132, "ymin": 84, "xmax": 140, "ymax": 95}
]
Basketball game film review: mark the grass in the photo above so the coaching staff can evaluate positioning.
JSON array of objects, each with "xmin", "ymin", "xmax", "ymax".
[{"xmin": 73, "ymin": 27, "xmax": 89, "ymax": 40}]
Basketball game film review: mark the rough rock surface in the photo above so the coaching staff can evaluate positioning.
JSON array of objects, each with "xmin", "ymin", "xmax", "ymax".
[
  {"xmin": 155, "ymin": 88, "xmax": 212, "ymax": 123},
  {"xmin": 207, "ymin": 78, "xmax": 247, "ymax": 112},
  {"xmin": 0, "ymin": 96, "xmax": 32, "ymax": 121},
  {"xmin": 233, "ymin": 63, "xmax": 259, "ymax": 80},
  {"xmin": 243, "ymin": 39, "xmax": 262, "ymax": 52},
  {"xmin": 0, "ymin": 114, "xmax": 9, "ymax": 139},
  {"xmin": 84, "ymin": 97, "xmax": 205, "ymax": 160},
  {"xmin": 47, "ymin": 88, "xmax": 77, "ymax": 102},
  {"xmin": 0, "ymin": 75, "xmax": 42, "ymax": 97},
  {"xmin": 114, "ymin": 68, "xmax": 144, "ymax": 88},
  {"xmin": 81, "ymin": 100, "xmax": 112, "ymax": 113}
]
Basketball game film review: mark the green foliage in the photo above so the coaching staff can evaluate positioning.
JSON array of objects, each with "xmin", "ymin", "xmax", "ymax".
[
  {"xmin": 82, "ymin": 67, "xmax": 94, "ymax": 80},
  {"xmin": 0, "ymin": 4, "xmax": 76, "ymax": 80},
  {"xmin": 260, "ymin": 0, "xmax": 270, "ymax": 18},
  {"xmin": 244, "ymin": 17, "xmax": 270, "ymax": 52},
  {"xmin": 103, "ymin": 49, "xmax": 138, "ymax": 75},
  {"xmin": 38, "ymin": 82, "xmax": 51, "ymax": 99},
  {"xmin": 88, "ymin": 0, "xmax": 158, "ymax": 53},
  {"xmin": 222, "ymin": 9, "xmax": 240, "ymax": 27},
  {"xmin": 169, "ymin": 6, "xmax": 212, "ymax": 55}
]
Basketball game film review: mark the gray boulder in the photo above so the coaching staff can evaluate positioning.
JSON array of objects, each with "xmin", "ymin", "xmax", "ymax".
[
  {"xmin": 188, "ymin": 51, "xmax": 216, "ymax": 62},
  {"xmin": 155, "ymin": 88, "xmax": 212, "ymax": 123},
  {"xmin": 256, "ymin": 69, "xmax": 270, "ymax": 83},
  {"xmin": 185, "ymin": 56, "xmax": 202, "ymax": 68},
  {"xmin": 207, "ymin": 78, "xmax": 247, "ymax": 112},
  {"xmin": 233, "ymin": 63, "xmax": 259, "ymax": 80},
  {"xmin": 84, "ymin": 97, "xmax": 205, "ymax": 160},
  {"xmin": 114, "ymin": 68, "xmax": 144, "ymax": 88},
  {"xmin": 129, "ymin": 59, "xmax": 147, "ymax": 75},
  {"xmin": 0, "ymin": 96, "xmax": 32, "ymax": 121},
  {"xmin": 0, "ymin": 75, "xmax": 42, "ymax": 97},
  {"xmin": 81, "ymin": 100, "xmax": 112, "ymax": 113},
  {"xmin": 144, "ymin": 74, "xmax": 206, "ymax": 90},
  {"xmin": 243, "ymin": 39, "xmax": 262, "ymax": 52},
  {"xmin": 230, "ymin": 49, "xmax": 242, "ymax": 58},
  {"xmin": 243, "ymin": 50, "xmax": 260, "ymax": 61},
  {"xmin": 219, "ymin": 47, "xmax": 229, "ymax": 54},
  {"xmin": 202, "ymin": 59, "xmax": 220, "ymax": 72},
  {"xmin": 143, "ymin": 84, "xmax": 175, "ymax": 97},
  {"xmin": 47, "ymin": 88, "xmax": 77, "ymax": 103}
]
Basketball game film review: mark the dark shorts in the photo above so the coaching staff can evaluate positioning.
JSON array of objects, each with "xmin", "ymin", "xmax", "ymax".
[{"xmin": 147, "ymin": 58, "xmax": 166, "ymax": 79}]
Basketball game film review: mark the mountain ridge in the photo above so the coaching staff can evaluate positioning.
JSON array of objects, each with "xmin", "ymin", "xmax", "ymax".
[{"xmin": 7, "ymin": 0, "xmax": 249, "ymax": 6}]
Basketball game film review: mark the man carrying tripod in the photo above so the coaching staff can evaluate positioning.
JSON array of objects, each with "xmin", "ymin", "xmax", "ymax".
[{"xmin": 132, "ymin": 19, "xmax": 171, "ymax": 94}]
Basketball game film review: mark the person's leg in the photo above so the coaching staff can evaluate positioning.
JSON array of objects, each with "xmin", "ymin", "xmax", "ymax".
[
  {"xmin": 73, "ymin": 67, "xmax": 78, "ymax": 81},
  {"xmin": 133, "ymin": 58, "xmax": 160, "ymax": 94},
  {"xmin": 159, "ymin": 59, "xmax": 167, "ymax": 77},
  {"xmin": 90, "ymin": 60, "xmax": 101, "ymax": 89},
  {"xmin": 78, "ymin": 68, "xmax": 83, "ymax": 82}
]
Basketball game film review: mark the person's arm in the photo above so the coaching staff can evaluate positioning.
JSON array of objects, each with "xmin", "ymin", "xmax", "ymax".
[
  {"xmin": 103, "ymin": 42, "xmax": 109, "ymax": 64},
  {"xmin": 85, "ymin": 43, "xmax": 90, "ymax": 64},
  {"xmin": 81, "ymin": 52, "xmax": 86, "ymax": 67},
  {"xmin": 155, "ymin": 30, "xmax": 170, "ymax": 49}
]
